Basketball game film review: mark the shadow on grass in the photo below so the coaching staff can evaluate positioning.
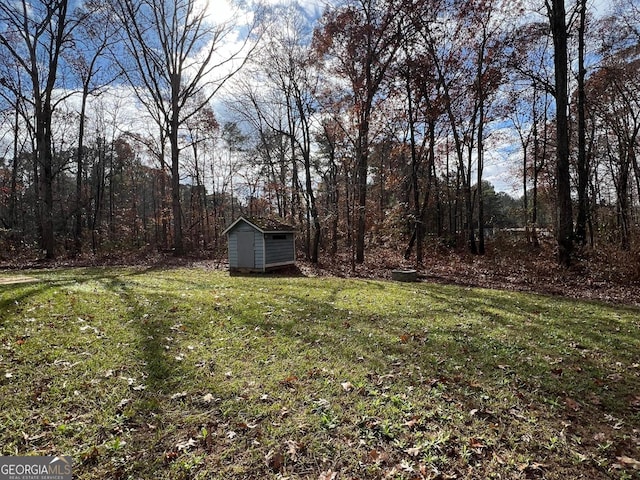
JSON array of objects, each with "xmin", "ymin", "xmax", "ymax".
[
  {"xmin": 4, "ymin": 268, "xmax": 639, "ymax": 478},
  {"xmin": 1, "ymin": 267, "xmax": 191, "ymax": 394},
  {"xmin": 228, "ymin": 264, "xmax": 307, "ymax": 278},
  {"xmin": 227, "ymin": 277, "xmax": 640, "ymax": 425}
]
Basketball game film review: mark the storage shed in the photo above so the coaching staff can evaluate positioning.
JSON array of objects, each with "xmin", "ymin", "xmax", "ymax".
[{"xmin": 223, "ymin": 217, "xmax": 296, "ymax": 272}]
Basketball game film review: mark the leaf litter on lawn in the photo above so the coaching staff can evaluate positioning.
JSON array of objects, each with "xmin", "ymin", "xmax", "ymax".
[{"xmin": 0, "ymin": 266, "xmax": 638, "ymax": 479}]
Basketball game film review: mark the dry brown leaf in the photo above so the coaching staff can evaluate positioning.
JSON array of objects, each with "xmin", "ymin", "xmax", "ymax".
[
  {"xmin": 286, "ymin": 439, "xmax": 300, "ymax": 460},
  {"xmin": 370, "ymin": 449, "xmax": 390, "ymax": 464},
  {"xmin": 176, "ymin": 438, "xmax": 197, "ymax": 451},
  {"xmin": 280, "ymin": 375, "xmax": 298, "ymax": 387},
  {"xmin": 405, "ymin": 446, "xmax": 421, "ymax": 457},
  {"xmin": 470, "ymin": 438, "xmax": 486, "ymax": 449},
  {"xmin": 266, "ymin": 450, "xmax": 284, "ymax": 472},
  {"xmin": 340, "ymin": 381, "xmax": 354, "ymax": 392},
  {"xmin": 403, "ymin": 416, "xmax": 419, "ymax": 428},
  {"xmin": 318, "ymin": 470, "xmax": 337, "ymax": 480},
  {"xmin": 564, "ymin": 396, "xmax": 580, "ymax": 411},
  {"xmin": 615, "ymin": 456, "xmax": 640, "ymax": 470}
]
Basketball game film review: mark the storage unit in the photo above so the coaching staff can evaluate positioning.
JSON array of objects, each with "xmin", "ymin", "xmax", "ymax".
[{"xmin": 223, "ymin": 217, "xmax": 296, "ymax": 272}]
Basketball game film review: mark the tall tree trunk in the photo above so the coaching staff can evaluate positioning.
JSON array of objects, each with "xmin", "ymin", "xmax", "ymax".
[
  {"xmin": 548, "ymin": 0, "xmax": 574, "ymax": 266},
  {"xmin": 9, "ymin": 106, "xmax": 19, "ymax": 228},
  {"xmin": 74, "ymin": 88, "xmax": 89, "ymax": 255},
  {"xmin": 477, "ymin": 94, "xmax": 485, "ymax": 255},
  {"xmin": 355, "ymin": 111, "xmax": 370, "ymax": 264},
  {"xmin": 303, "ymin": 149, "xmax": 320, "ymax": 264},
  {"xmin": 406, "ymin": 67, "xmax": 423, "ymax": 264},
  {"xmin": 170, "ymin": 72, "xmax": 184, "ymax": 255},
  {"xmin": 38, "ymin": 102, "xmax": 55, "ymax": 259},
  {"xmin": 575, "ymin": 0, "xmax": 589, "ymax": 246}
]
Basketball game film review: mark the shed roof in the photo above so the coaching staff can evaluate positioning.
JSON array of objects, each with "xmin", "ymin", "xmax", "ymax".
[{"xmin": 223, "ymin": 216, "xmax": 296, "ymax": 235}]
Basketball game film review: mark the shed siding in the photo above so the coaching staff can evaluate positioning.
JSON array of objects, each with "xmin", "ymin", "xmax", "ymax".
[
  {"xmin": 228, "ymin": 222, "xmax": 264, "ymax": 270},
  {"xmin": 254, "ymin": 231, "xmax": 264, "ymax": 270},
  {"xmin": 226, "ymin": 218, "xmax": 295, "ymax": 271},
  {"xmin": 265, "ymin": 234, "xmax": 295, "ymax": 266},
  {"xmin": 228, "ymin": 233, "xmax": 238, "ymax": 267}
]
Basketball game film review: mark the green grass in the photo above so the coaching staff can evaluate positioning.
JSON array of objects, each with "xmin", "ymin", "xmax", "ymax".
[{"xmin": 0, "ymin": 267, "xmax": 639, "ymax": 479}]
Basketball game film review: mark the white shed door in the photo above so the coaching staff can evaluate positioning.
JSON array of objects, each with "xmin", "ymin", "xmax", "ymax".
[{"xmin": 237, "ymin": 231, "xmax": 255, "ymax": 268}]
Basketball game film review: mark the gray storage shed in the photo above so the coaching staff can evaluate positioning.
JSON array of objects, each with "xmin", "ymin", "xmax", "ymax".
[{"xmin": 223, "ymin": 217, "xmax": 296, "ymax": 272}]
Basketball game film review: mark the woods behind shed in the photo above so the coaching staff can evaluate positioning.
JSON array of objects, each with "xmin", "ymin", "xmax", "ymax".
[{"xmin": 223, "ymin": 217, "xmax": 296, "ymax": 272}]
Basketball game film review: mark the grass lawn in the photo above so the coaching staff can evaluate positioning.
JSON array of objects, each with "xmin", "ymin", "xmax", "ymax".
[{"xmin": 0, "ymin": 267, "xmax": 639, "ymax": 479}]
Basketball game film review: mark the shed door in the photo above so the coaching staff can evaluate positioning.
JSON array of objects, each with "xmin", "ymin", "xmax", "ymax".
[{"xmin": 237, "ymin": 231, "xmax": 255, "ymax": 268}]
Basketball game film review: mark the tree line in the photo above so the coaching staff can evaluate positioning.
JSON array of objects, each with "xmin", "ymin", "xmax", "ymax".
[{"xmin": 0, "ymin": 0, "xmax": 639, "ymax": 266}]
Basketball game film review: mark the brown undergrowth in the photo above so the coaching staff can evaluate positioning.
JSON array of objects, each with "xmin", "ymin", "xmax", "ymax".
[{"xmin": 1, "ymin": 236, "xmax": 639, "ymax": 306}]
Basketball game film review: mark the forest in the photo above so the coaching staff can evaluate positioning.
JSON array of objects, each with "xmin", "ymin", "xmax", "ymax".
[{"xmin": 0, "ymin": 0, "xmax": 639, "ymax": 274}]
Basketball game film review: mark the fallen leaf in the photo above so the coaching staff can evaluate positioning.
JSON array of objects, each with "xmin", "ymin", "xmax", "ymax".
[
  {"xmin": 615, "ymin": 456, "xmax": 640, "ymax": 470},
  {"xmin": 286, "ymin": 439, "xmax": 301, "ymax": 460},
  {"xmin": 405, "ymin": 446, "xmax": 421, "ymax": 457},
  {"xmin": 81, "ymin": 446, "xmax": 100, "ymax": 464},
  {"xmin": 176, "ymin": 438, "xmax": 197, "ymax": 451},
  {"xmin": 399, "ymin": 333, "xmax": 411, "ymax": 343},
  {"xmin": 170, "ymin": 391, "xmax": 187, "ymax": 400},
  {"xmin": 565, "ymin": 397, "xmax": 581, "ymax": 411},
  {"xmin": 403, "ymin": 416, "xmax": 419, "ymax": 428},
  {"xmin": 266, "ymin": 450, "xmax": 284, "ymax": 472},
  {"xmin": 164, "ymin": 451, "xmax": 179, "ymax": 463},
  {"xmin": 202, "ymin": 393, "xmax": 214, "ymax": 403},
  {"xmin": 280, "ymin": 375, "xmax": 298, "ymax": 387},
  {"xmin": 318, "ymin": 470, "xmax": 337, "ymax": 480},
  {"xmin": 341, "ymin": 381, "xmax": 354, "ymax": 392},
  {"xmin": 518, "ymin": 462, "xmax": 547, "ymax": 472},
  {"xmin": 369, "ymin": 449, "xmax": 389, "ymax": 464},
  {"xmin": 470, "ymin": 438, "xmax": 486, "ymax": 449},
  {"xmin": 593, "ymin": 432, "xmax": 606, "ymax": 442}
]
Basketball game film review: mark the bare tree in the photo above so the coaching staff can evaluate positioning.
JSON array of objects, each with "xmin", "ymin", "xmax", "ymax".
[
  {"xmin": 68, "ymin": 0, "xmax": 120, "ymax": 254},
  {"xmin": 546, "ymin": 0, "xmax": 574, "ymax": 266},
  {"xmin": 313, "ymin": 0, "xmax": 404, "ymax": 263},
  {"xmin": 0, "ymin": 0, "xmax": 80, "ymax": 258},
  {"xmin": 110, "ymin": 0, "xmax": 260, "ymax": 254},
  {"xmin": 235, "ymin": 7, "xmax": 322, "ymax": 261}
]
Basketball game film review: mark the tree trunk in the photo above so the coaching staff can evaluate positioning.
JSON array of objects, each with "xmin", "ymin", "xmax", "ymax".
[
  {"xmin": 355, "ymin": 115, "xmax": 370, "ymax": 264},
  {"xmin": 74, "ymin": 88, "xmax": 89, "ymax": 255},
  {"xmin": 170, "ymin": 73, "xmax": 184, "ymax": 255},
  {"xmin": 37, "ymin": 102, "xmax": 55, "ymax": 259},
  {"xmin": 477, "ymin": 96, "xmax": 485, "ymax": 255},
  {"xmin": 9, "ymin": 107, "xmax": 19, "ymax": 228},
  {"xmin": 575, "ymin": 0, "xmax": 589, "ymax": 246},
  {"xmin": 548, "ymin": 0, "xmax": 574, "ymax": 266}
]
